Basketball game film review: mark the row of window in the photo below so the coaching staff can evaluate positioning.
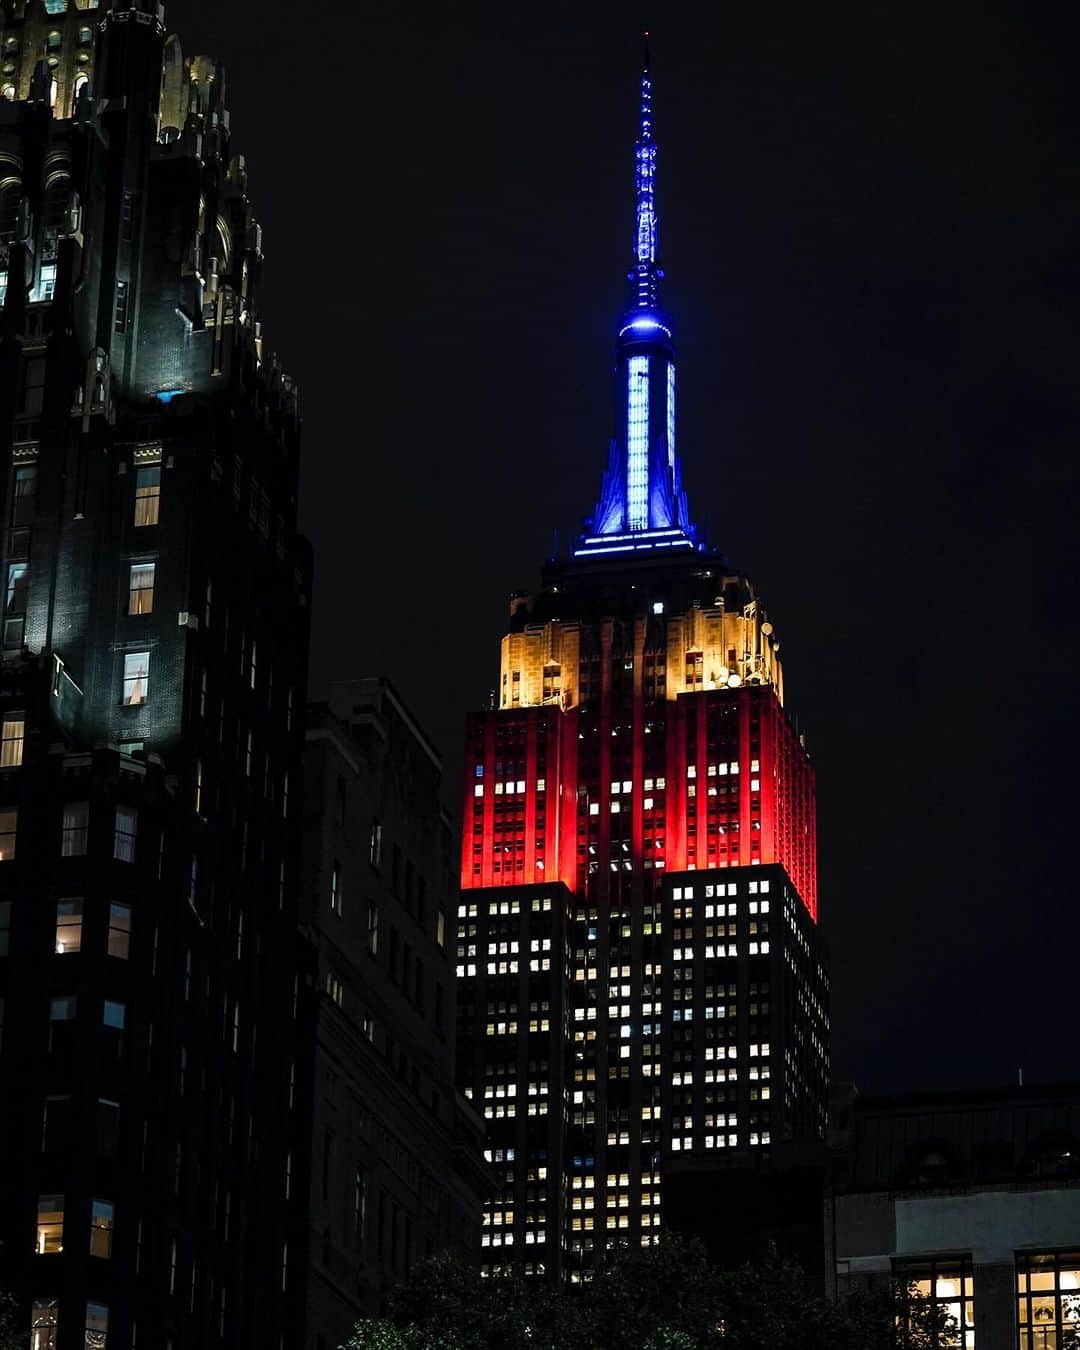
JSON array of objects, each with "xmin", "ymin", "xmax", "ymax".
[{"xmin": 0, "ymin": 803, "xmax": 137, "ymax": 863}]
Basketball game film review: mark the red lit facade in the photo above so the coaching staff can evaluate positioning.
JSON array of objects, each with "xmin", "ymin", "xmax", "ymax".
[{"xmin": 463, "ymin": 681, "xmax": 816, "ymax": 921}]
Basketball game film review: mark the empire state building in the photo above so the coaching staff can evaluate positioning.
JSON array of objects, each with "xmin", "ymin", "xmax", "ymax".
[{"xmin": 454, "ymin": 56, "xmax": 829, "ymax": 1280}]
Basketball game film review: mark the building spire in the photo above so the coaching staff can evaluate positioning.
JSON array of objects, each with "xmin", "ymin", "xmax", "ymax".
[
  {"xmin": 574, "ymin": 42, "xmax": 701, "ymax": 557},
  {"xmin": 633, "ymin": 36, "xmax": 660, "ymax": 311}
]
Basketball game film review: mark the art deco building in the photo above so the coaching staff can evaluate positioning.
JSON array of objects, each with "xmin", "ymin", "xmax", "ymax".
[
  {"xmin": 0, "ymin": 3, "xmax": 311, "ymax": 1348},
  {"xmin": 297, "ymin": 681, "xmax": 488, "ymax": 1346},
  {"xmin": 454, "ymin": 62, "xmax": 829, "ymax": 1279}
]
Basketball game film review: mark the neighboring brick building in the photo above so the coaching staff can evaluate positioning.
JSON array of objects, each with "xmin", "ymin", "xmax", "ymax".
[
  {"xmin": 298, "ymin": 682, "xmax": 488, "ymax": 1348},
  {"xmin": 0, "ymin": 4, "xmax": 311, "ymax": 1348}
]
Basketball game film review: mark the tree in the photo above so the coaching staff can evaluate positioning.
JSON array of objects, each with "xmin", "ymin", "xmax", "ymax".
[
  {"xmin": 0, "ymin": 1290, "xmax": 22, "ymax": 1350},
  {"xmin": 340, "ymin": 1238, "xmax": 949, "ymax": 1350}
]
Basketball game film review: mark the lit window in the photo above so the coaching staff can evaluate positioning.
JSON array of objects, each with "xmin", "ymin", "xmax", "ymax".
[
  {"xmin": 436, "ymin": 908, "xmax": 446, "ymax": 947},
  {"xmin": 113, "ymin": 805, "xmax": 137, "ymax": 862},
  {"xmin": 325, "ymin": 971, "xmax": 344, "ymax": 1007},
  {"xmin": 31, "ymin": 1298, "xmax": 58, "ymax": 1350},
  {"xmin": 61, "ymin": 801, "xmax": 88, "ymax": 856},
  {"xmin": 133, "ymin": 465, "xmax": 160, "ymax": 526},
  {"xmin": 49, "ymin": 996, "xmax": 76, "ymax": 1022},
  {"xmin": 34, "ymin": 261, "xmax": 57, "ymax": 302},
  {"xmin": 329, "ymin": 861, "xmax": 343, "ymax": 916},
  {"xmin": 85, "ymin": 1302, "xmax": 108, "ymax": 1347},
  {"xmin": 1, "ymin": 713, "xmax": 24, "ymax": 766},
  {"xmin": 77, "ymin": 26, "xmax": 93, "ymax": 46},
  {"xmin": 89, "ymin": 1200, "xmax": 114, "ymax": 1259},
  {"xmin": 44, "ymin": 0, "xmax": 68, "ymax": 11},
  {"xmin": 122, "ymin": 652, "xmax": 148, "ymax": 705},
  {"xmin": 0, "ymin": 806, "xmax": 16, "ymax": 859},
  {"xmin": 107, "ymin": 904, "xmax": 131, "ymax": 959},
  {"xmin": 113, "ymin": 279, "xmax": 128, "ymax": 333},
  {"xmin": 6, "ymin": 560, "xmax": 28, "ymax": 614},
  {"xmin": 55, "ymin": 900, "xmax": 82, "ymax": 954},
  {"xmin": 1016, "ymin": 1252, "xmax": 1080, "ymax": 1347},
  {"xmin": 36, "ymin": 1196, "xmax": 64, "ymax": 1253},
  {"xmin": 103, "ymin": 1000, "xmax": 125, "ymax": 1030},
  {"xmin": 128, "ymin": 563, "xmax": 155, "ymax": 615},
  {"xmin": 896, "ymin": 1258, "xmax": 974, "ymax": 1346}
]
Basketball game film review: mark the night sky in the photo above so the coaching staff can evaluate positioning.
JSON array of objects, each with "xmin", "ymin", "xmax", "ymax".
[{"xmin": 167, "ymin": 2, "xmax": 1078, "ymax": 1095}]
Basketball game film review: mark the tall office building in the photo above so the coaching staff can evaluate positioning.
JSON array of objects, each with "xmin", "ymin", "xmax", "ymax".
[
  {"xmin": 0, "ymin": 4, "xmax": 311, "ymax": 1348},
  {"xmin": 298, "ymin": 682, "xmax": 488, "ymax": 1346},
  {"xmin": 455, "ymin": 61, "xmax": 829, "ymax": 1279}
]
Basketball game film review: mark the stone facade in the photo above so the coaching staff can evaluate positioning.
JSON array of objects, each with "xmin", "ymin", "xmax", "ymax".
[{"xmin": 0, "ymin": 4, "xmax": 311, "ymax": 1348}]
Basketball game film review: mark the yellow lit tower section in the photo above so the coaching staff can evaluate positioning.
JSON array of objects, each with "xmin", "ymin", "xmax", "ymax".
[{"xmin": 454, "ymin": 55, "xmax": 829, "ymax": 1282}]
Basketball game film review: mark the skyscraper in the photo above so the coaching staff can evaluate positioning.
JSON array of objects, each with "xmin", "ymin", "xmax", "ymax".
[
  {"xmin": 0, "ymin": 3, "xmax": 311, "ymax": 1347},
  {"xmin": 454, "ymin": 57, "xmax": 829, "ymax": 1280}
]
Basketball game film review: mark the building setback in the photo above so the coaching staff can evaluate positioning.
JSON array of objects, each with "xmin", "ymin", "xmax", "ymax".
[
  {"xmin": 454, "ymin": 60, "xmax": 829, "ymax": 1280},
  {"xmin": 0, "ymin": 3, "xmax": 311, "ymax": 1348},
  {"xmin": 298, "ymin": 682, "xmax": 488, "ymax": 1347}
]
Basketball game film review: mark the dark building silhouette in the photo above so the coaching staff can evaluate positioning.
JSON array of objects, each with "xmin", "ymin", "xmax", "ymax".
[
  {"xmin": 0, "ymin": 4, "xmax": 311, "ymax": 1348},
  {"xmin": 298, "ymin": 683, "xmax": 488, "ymax": 1347},
  {"xmin": 454, "ymin": 60, "xmax": 829, "ymax": 1279},
  {"xmin": 831, "ymin": 1082, "xmax": 1080, "ymax": 1350}
]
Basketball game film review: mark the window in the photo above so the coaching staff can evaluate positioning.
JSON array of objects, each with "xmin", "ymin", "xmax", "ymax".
[
  {"xmin": 90, "ymin": 1200, "xmax": 114, "ymax": 1259},
  {"xmin": 369, "ymin": 817, "xmax": 382, "ymax": 868},
  {"xmin": 22, "ymin": 358, "xmax": 45, "ymax": 417},
  {"xmin": 49, "ymin": 996, "xmax": 76, "ymax": 1022},
  {"xmin": 329, "ymin": 862, "xmax": 343, "ymax": 916},
  {"xmin": 128, "ymin": 563, "xmax": 155, "ymax": 615},
  {"xmin": 1, "ymin": 713, "xmax": 24, "ymax": 766},
  {"xmin": 61, "ymin": 802, "xmax": 88, "ymax": 856},
  {"xmin": 78, "ymin": 26, "xmax": 93, "ymax": 46},
  {"xmin": 6, "ymin": 561, "xmax": 28, "ymax": 614},
  {"xmin": 113, "ymin": 806, "xmax": 137, "ymax": 862},
  {"xmin": 0, "ymin": 899, "xmax": 9, "ymax": 956},
  {"xmin": 11, "ymin": 463, "xmax": 37, "ymax": 525},
  {"xmin": 103, "ymin": 1000, "xmax": 125, "ymax": 1029},
  {"xmin": 35, "ymin": 261, "xmax": 57, "ymax": 302},
  {"xmin": 44, "ymin": 0, "xmax": 68, "ymax": 11},
  {"xmin": 55, "ymin": 900, "xmax": 82, "ymax": 954},
  {"xmin": 107, "ymin": 904, "xmax": 131, "ymax": 959},
  {"xmin": 31, "ymin": 1298, "xmax": 58, "ymax": 1350},
  {"xmin": 36, "ymin": 1196, "xmax": 64, "ymax": 1253},
  {"xmin": 122, "ymin": 652, "xmax": 148, "ymax": 705},
  {"xmin": 0, "ymin": 806, "xmax": 15, "ymax": 859},
  {"xmin": 113, "ymin": 279, "xmax": 128, "ymax": 333},
  {"xmin": 133, "ymin": 465, "xmax": 160, "ymax": 526},
  {"xmin": 436, "ymin": 908, "xmax": 446, "ymax": 947},
  {"xmin": 326, "ymin": 971, "xmax": 344, "ymax": 1007},
  {"xmin": 85, "ymin": 1302, "xmax": 108, "ymax": 1348},
  {"xmin": 354, "ymin": 1166, "xmax": 367, "ymax": 1241},
  {"xmin": 367, "ymin": 901, "xmax": 378, "ymax": 956},
  {"xmin": 1017, "ymin": 1251, "xmax": 1080, "ymax": 1349},
  {"xmin": 897, "ymin": 1257, "xmax": 974, "ymax": 1347}
]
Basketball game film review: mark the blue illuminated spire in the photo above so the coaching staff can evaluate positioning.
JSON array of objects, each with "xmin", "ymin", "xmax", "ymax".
[
  {"xmin": 633, "ymin": 52, "xmax": 660, "ymax": 311},
  {"xmin": 575, "ymin": 42, "xmax": 701, "ymax": 558}
]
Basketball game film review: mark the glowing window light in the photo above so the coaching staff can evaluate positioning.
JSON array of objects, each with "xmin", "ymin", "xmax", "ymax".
[
  {"xmin": 666, "ymin": 361, "xmax": 675, "ymax": 470},
  {"xmin": 626, "ymin": 355, "xmax": 650, "ymax": 530}
]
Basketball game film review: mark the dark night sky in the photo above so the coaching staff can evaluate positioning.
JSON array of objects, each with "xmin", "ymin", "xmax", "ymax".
[{"xmin": 167, "ymin": 2, "xmax": 1078, "ymax": 1094}]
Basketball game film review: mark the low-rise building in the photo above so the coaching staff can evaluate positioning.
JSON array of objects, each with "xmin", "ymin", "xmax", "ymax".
[{"xmin": 831, "ymin": 1083, "xmax": 1080, "ymax": 1349}]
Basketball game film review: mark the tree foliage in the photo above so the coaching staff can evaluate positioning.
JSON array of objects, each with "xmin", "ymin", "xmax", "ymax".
[
  {"xmin": 341, "ymin": 1237, "xmax": 951, "ymax": 1350},
  {"xmin": 0, "ymin": 1291, "xmax": 21, "ymax": 1350}
]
